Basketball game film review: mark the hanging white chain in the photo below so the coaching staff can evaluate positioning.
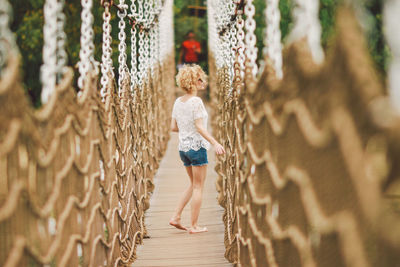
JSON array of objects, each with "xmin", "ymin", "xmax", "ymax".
[
  {"xmin": 78, "ymin": 0, "xmax": 95, "ymax": 89},
  {"xmin": 158, "ymin": 0, "xmax": 173, "ymax": 63},
  {"xmin": 0, "ymin": 0, "xmax": 16, "ymax": 76},
  {"xmin": 288, "ymin": 0, "xmax": 324, "ymax": 64},
  {"xmin": 138, "ymin": 30, "xmax": 145, "ymax": 85},
  {"xmin": 216, "ymin": 6, "xmax": 225, "ymax": 69},
  {"xmin": 209, "ymin": 0, "xmax": 248, "ymax": 80},
  {"xmin": 244, "ymin": 0, "xmax": 258, "ymax": 77},
  {"xmin": 41, "ymin": 0, "xmax": 60, "ymax": 103},
  {"xmin": 56, "ymin": 0, "xmax": 67, "ymax": 81},
  {"xmin": 221, "ymin": 0, "xmax": 229, "ymax": 69},
  {"xmin": 236, "ymin": 14, "xmax": 245, "ymax": 79},
  {"xmin": 215, "ymin": 0, "xmax": 230, "ymax": 33},
  {"xmin": 143, "ymin": 31, "xmax": 150, "ymax": 83},
  {"xmin": 40, "ymin": 0, "xmax": 67, "ymax": 103},
  {"xmin": 143, "ymin": 1, "xmax": 151, "ymax": 83},
  {"xmin": 229, "ymin": 24, "xmax": 237, "ymax": 76},
  {"xmin": 207, "ymin": 1, "xmax": 215, "ymax": 64},
  {"xmin": 207, "ymin": 1, "xmax": 217, "ymax": 66},
  {"xmin": 145, "ymin": 0, "xmax": 154, "ymax": 27},
  {"xmin": 154, "ymin": 0, "xmax": 161, "ymax": 69},
  {"xmin": 263, "ymin": 0, "xmax": 283, "ymax": 79},
  {"xmin": 138, "ymin": 0, "xmax": 143, "ymax": 20},
  {"xmin": 228, "ymin": 1, "xmax": 237, "ymax": 74},
  {"xmin": 130, "ymin": 0, "xmax": 138, "ymax": 90},
  {"xmin": 150, "ymin": 26, "xmax": 157, "ymax": 76},
  {"xmin": 118, "ymin": 0, "xmax": 128, "ymax": 95},
  {"xmin": 208, "ymin": 2, "xmax": 221, "ymax": 68},
  {"xmin": 150, "ymin": 0, "xmax": 159, "ymax": 75},
  {"xmin": 149, "ymin": 2, "xmax": 155, "ymax": 76},
  {"xmin": 137, "ymin": 0, "xmax": 145, "ymax": 85},
  {"xmin": 211, "ymin": 0, "xmax": 231, "ymax": 69},
  {"xmin": 384, "ymin": 0, "xmax": 400, "ymax": 112},
  {"xmin": 100, "ymin": 2, "xmax": 113, "ymax": 100}
]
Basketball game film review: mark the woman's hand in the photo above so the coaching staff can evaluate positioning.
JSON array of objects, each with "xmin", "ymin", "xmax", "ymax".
[
  {"xmin": 214, "ymin": 142, "xmax": 225, "ymax": 155},
  {"xmin": 194, "ymin": 118, "xmax": 225, "ymax": 155}
]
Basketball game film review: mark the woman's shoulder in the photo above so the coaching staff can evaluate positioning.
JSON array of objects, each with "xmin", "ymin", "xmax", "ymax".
[
  {"xmin": 174, "ymin": 97, "xmax": 182, "ymax": 103},
  {"xmin": 192, "ymin": 96, "xmax": 203, "ymax": 103},
  {"xmin": 174, "ymin": 96, "xmax": 203, "ymax": 106}
]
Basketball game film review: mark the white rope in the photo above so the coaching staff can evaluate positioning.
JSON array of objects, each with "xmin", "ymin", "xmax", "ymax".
[
  {"xmin": 384, "ymin": 0, "xmax": 400, "ymax": 112},
  {"xmin": 78, "ymin": 0, "xmax": 95, "ymax": 89},
  {"xmin": 263, "ymin": 0, "xmax": 283, "ymax": 79},
  {"xmin": 0, "ymin": 0, "xmax": 16, "ymax": 76},
  {"xmin": 287, "ymin": 0, "xmax": 324, "ymax": 64}
]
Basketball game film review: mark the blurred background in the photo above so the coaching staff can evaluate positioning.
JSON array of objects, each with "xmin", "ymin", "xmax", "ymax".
[{"xmin": 10, "ymin": 0, "xmax": 389, "ymax": 106}]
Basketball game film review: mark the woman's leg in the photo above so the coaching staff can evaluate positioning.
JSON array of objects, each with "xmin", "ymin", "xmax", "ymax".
[
  {"xmin": 189, "ymin": 165, "xmax": 208, "ymax": 233},
  {"xmin": 169, "ymin": 166, "xmax": 194, "ymax": 230}
]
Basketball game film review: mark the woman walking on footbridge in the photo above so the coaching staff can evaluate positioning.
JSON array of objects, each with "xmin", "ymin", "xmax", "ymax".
[{"xmin": 169, "ymin": 64, "xmax": 226, "ymax": 234}]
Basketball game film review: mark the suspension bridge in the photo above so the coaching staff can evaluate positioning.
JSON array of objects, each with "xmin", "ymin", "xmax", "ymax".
[{"xmin": 1, "ymin": 0, "xmax": 400, "ymax": 266}]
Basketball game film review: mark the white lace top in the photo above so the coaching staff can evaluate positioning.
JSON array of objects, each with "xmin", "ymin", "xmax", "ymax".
[{"xmin": 172, "ymin": 96, "xmax": 210, "ymax": 152}]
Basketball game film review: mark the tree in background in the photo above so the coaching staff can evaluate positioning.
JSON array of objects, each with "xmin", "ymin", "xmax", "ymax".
[{"xmin": 11, "ymin": 0, "xmax": 117, "ymax": 107}]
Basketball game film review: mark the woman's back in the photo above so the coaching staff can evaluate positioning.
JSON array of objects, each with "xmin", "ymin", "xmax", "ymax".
[{"xmin": 172, "ymin": 96, "xmax": 210, "ymax": 152}]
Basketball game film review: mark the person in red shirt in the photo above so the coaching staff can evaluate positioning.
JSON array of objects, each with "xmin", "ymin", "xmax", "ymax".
[{"xmin": 179, "ymin": 31, "xmax": 201, "ymax": 65}]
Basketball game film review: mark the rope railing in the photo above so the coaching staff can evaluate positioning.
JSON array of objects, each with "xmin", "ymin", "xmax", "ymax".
[
  {"xmin": 0, "ymin": 0, "xmax": 175, "ymax": 266},
  {"xmin": 209, "ymin": 1, "xmax": 400, "ymax": 266}
]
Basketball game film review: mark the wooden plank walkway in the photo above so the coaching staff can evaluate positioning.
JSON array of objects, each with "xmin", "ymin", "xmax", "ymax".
[{"xmin": 133, "ymin": 133, "xmax": 232, "ymax": 267}]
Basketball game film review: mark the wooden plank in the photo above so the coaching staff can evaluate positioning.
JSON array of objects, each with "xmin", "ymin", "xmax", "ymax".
[{"xmin": 133, "ymin": 133, "xmax": 232, "ymax": 267}]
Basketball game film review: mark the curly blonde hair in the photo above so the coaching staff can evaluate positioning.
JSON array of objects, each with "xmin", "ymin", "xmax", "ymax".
[{"xmin": 176, "ymin": 64, "xmax": 208, "ymax": 93}]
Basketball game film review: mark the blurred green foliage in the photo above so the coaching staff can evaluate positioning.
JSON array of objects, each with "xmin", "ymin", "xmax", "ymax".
[
  {"xmin": 10, "ymin": 0, "xmax": 116, "ymax": 107},
  {"xmin": 251, "ymin": 0, "xmax": 389, "ymax": 75},
  {"xmin": 174, "ymin": 0, "xmax": 208, "ymax": 72},
  {"xmin": 9, "ymin": 0, "xmax": 389, "ymax": 107},
  {"xmin": 364, "ymin": 0, "xmax": 391, "ymax": 76}
]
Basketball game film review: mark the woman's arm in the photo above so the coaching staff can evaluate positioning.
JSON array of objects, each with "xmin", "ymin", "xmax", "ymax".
[
  {"xmin": 171, "ymin": 118, "xmax": 179, "ymax": 132},
  {"xmin": 195, "ymin": 118, "xmax": 225, "ymax": 154}
]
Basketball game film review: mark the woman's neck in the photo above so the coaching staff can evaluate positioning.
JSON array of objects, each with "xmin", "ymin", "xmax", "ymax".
[{"xmin": 185, "ymin": 91, "xmax": 197, "ymax": 97}]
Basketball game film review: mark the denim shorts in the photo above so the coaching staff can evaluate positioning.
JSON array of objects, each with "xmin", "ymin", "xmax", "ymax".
[{"xmin": 179, "ymin": 147, "xmax": 208, "ymax": 167}]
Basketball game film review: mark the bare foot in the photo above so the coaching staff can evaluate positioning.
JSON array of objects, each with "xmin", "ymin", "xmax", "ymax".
[
  {"xmin": 188, "ymin": 226, "xmax": 208, "ymax": 234},
  {"xmin": 169, "ymin": 218, "xmax": 187, "ymax": 231}
]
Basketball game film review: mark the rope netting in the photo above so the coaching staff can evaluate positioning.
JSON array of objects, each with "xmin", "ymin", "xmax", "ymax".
[
  {"xmin": 0, "ymin": 0, "xmax": 175, "ymax": 266},
  {"xmin": 209, "ymin": 1, "xmax": 400, "ymax": 266}
]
